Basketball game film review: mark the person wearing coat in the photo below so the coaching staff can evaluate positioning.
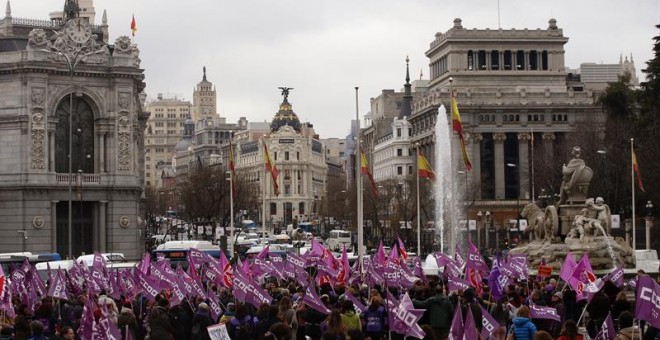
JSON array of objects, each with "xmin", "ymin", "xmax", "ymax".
[
  {"xmin": 507, "ymin": 305, "xmax": 537, "ymax": 340},
  {"xmin": 147, "ymin": 298, "xmax": 175, "ymax": 340}
]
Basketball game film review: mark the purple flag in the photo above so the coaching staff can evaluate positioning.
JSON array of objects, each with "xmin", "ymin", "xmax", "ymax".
[
  {"xmin": 444, "ymin": 261, "xmax": 462, "ymax": 279},
  {"xmin": 529, "ymin": 302, "xmax": 560, "ymax": 321},
  {"xmin": 559, "ymin": 251, "xmax": 578, "ymax": 282},
  {"xmin": 594, "ymin": 312, "xmax": 616, "ymax": 340},
  {"xmin": 232, "ymin": 271, "xmax": 272, "ymax": 309},
  {"xmin": 390, "ymin": 293, "xmax": 425, "ymax": 338},
  {"xmin": 448, "ymin": 303, "xmax": 464, "ymax": 340},
  {"xmin": 47, "ymin": 270, "xmax": 68, "ymax": 300},
  {"xmin": 412, "ymin": 257, "xmax": 427, "ymax": 282},
  {"xmin": 302, "ymin": 285, "xmax": 330, "ymax": 314},
  {"xmin": 344, "ymin": 290, "xmax": 367, "ymax": 313},
  {"xmin": 605, "ymin": 264, "xmax": 625, "ymax": 288},
  {"xmin": 635, "ymin": 276, "xmax": 660, "ymax": 329},
  {"xmin": 434, "ymin": 252, "xmax": 453, "ymax": 267},
  {"xmin": 207, "ymin": 291, "xmax": 223, "ymax": 321},
  {"xmin": 466, "ymin": 240, "xmax": 490, "ymax": 274},
  {"xmin": 138, "ymin": 251, "xmax": 151, "ymax": 275},
  {"xmin": 136, "ymin": 271, "xmax": 161, "ymax": 301},
  {"xmin": 488, "ymin": 257, "xmax": 507, "ymax": 302},
  {"xmin": 168, "ymin": 278, "xmax": 185, "ymax": 308},
  {"xmin": 447, "ymin": 275, "xmax": 471, "ymax": 292},
  {"xmin": 77, "ymin": 294, "xmax": 95, "ymax": 340},
  {"xmin": 479, "ymin": 304, "xmax": 501, "ymax": 340},
  {"xmin": 464, "ymin": 303, "xmax": 479, "ymax": 340},
  {"xmin": 454, "ymin": 248, "xmax": 466, "ymax": 269}
]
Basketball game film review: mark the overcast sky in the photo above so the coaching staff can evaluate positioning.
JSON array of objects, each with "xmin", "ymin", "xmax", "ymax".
[{"xmin": 11, "ymin": 1, "xmax": 660, "ymax": 139}]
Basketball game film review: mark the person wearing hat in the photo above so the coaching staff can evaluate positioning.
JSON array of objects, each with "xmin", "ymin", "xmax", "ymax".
[
  {"xmin": 547, "ymin": 291, "xmax": 566, "ymax": 338},
  {"xmin": 191, "ymin": 302, "xmax": 214, "ymax": 340}
]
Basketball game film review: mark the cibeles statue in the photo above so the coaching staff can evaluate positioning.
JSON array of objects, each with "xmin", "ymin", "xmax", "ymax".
[{"xmin": 559, "ymin": 146, "xmax": 594, "ymax": 204}]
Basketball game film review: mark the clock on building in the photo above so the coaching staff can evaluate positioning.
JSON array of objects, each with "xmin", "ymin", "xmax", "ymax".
[{"xmin": 64, "ymin": 17, "xmax": 92, "ymax": 44}]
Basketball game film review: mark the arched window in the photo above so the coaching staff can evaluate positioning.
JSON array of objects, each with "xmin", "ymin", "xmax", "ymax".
[{"xmin": 55, "ymin": 96, "xmax": 95, "ymax": 173}]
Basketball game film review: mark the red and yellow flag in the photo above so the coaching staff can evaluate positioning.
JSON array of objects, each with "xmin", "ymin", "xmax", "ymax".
[
  {"xmin": 360, "ymin": 150, "xmax": 379, "ymax": 198},
  {"xmin": 228, "ymin": 140, "xmax": 237, "ymax": 200},
  {"xmin": 131, "ymin": 14, "xmax": 137, "ymax": 37},
  {"xmin": 417, "ymin": 153, "xmax": 436, "ymax": 182},
  {"xmin": 633, "ymin": 150, "xmax": 645, "ymax": 192},
  {"xmin": 262, "ymin": 140, "xmax": 279, "ymax": 196},
  {"xmin": 451, "ymin": 94, "xmax": 472, "ymax": 172}
]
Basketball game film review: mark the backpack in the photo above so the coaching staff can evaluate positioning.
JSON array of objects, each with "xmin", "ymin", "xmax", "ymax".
[{"xmin": 363, "ymin": 307, "xmax": 384, "ymax": 333}]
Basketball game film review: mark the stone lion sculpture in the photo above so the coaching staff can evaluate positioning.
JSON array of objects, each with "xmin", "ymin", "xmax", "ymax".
[{"xmin": 521, "ymin": 203, "xmax": 554, "ymax": 242}]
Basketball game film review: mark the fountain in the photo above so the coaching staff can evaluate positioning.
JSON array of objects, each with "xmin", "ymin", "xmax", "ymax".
[
  {"xmin": 434, "ymin": 105, "xmax": 463, "ymax": 254},
  {"xmin": 509, "ymin": 146, "xmax": 635, "ymax": 270}
]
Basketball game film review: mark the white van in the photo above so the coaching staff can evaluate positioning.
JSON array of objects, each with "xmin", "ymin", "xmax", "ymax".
[
  {"xmin": 35, "ymin": 260, "xmax": 75, "ymax": 281},
  {"xmin": 325, "ymin": 229, "xmax": 352, "ymax": 251},
  {"xmin": 76, "ymin": 253, "xmax": 126, "ymax": 267}
]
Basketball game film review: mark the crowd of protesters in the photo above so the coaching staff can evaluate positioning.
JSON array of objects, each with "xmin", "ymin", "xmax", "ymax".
[{"xmin": 0, "ymin": 266, "xmax": 657, "ymax": 340}]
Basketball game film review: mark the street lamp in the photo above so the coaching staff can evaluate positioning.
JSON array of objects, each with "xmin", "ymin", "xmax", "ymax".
[
  {"xmin": 44, "ymin": 17, "xmax": 105, "ymax": 259},
  {"xmin": 226, "ymin": 171, "xmax": 234, "ymax": 254},
  {"xmin": 507, "ymin": 163, "xmax": 520, "ymax": 246},
  {"xmin": 645, "ymin": 201, "xmax": 654, "ymax": 250}
]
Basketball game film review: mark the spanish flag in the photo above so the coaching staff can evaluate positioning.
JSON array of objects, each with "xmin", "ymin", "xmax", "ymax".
[
  {"xmin": 633, "ymin": 150, "xmax": 645, "ymax": 192},
  {"xmin": 451, "ymin": 94, "xmax": 472, "ymax": 172},
  {"xmin": 360, "ymin": 150, "xmax": 379, "ymax": 198},
  {"xmin": 228, "ymin": 140, "xmax": 237, "ymax": 200},
  {"xmin": 262, "ymin": 139, "xmax": 279, "ymax": 196},
  {"xmin": 417, "ymin": 152, "xmax": 436, "ymax": 182},
  {"xmin": 131, "ymin": 14, "xmax": 137, "ymax": 37}
]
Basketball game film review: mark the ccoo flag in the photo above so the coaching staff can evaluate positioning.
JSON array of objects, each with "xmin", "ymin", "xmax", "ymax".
[{"xmin": 450, "ymin": 94, "xmax": 472, "ymax": 171}]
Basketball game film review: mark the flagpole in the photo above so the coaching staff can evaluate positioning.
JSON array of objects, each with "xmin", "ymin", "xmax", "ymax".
[
  {"xmin": 416, "ymin": 145, "xmax": 421, "ymax": 257},
  {"xmin": 262, "ymin": 138, "xmax": 267, "ymax": 246},
  {"xmin": 355, "ymin": 87, "xmax": 364, "ymax": 265},
  {"xmin": 631, "ymin": 138, "xmax": 636, "ymax": 251}
]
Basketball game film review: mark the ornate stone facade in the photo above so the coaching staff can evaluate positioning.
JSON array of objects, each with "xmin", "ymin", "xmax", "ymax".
[{"xmin": 0, "ymin": 11, "xmax": 147, "ymax": 259}]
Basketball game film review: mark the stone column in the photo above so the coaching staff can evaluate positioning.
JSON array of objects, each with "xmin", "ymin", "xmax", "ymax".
[
  {"xmin": 471, "ymin": 133, "xmax": 483, "ymax": 199},
  {"xmin": 646, "ymin": 217, "xmax": 654, "ymax": 250},
  {"xmin": 518, "ymin": 133, "xmax": 531, "ymax": 199},
  {"xmin": 99, "ymin": 201, "xmax": 108, "ymax": 252},
  {"xmin": 494, "ymin": 133, "xmax": 507, "ymax": 199},
  {"xmin": 486, "ymin": 52, "xmax": 491, "ymax": 70},
  {"xmin": 524, "ymin": 51, "xmax": 530, "ymax": 70},
  {"xmin": 99, "ymin": 133, "xmax": 105, "ymax": 173},
  {"xmin": 51, "ymin": 200, "xmax": 58, "ymax": 252}
]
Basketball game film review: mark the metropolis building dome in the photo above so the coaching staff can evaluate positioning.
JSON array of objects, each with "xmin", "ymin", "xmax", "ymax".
[{"xmin": 270, "ymin": 87, "xmax": 301, "ymax": 133}]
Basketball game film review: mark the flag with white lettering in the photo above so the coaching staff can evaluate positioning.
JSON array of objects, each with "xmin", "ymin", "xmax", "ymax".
[
  {"xmin": 463, "ymin": 304, "xmax": 479, "ymax": 340},
  {"xmin": 466, "ymin": 240, "xmax": 490, "ymax": 274},
  {"xmin": 434, "ymin": 252, "xmax": 453, "ymax": 267},
  {"xmin": 207, "ymin": 290, "xmax": 223, "ymax": 321},
  {"xmin": 529, "ymin": 302, "xmax": 560, "ymax": 321},
  {"xmin": 594, "ymin": 312, "xmax": 615, "ymax": 340},
  {"xmin": 344, "ymin": 290, "xmax": 366, "ymax": 313},
  {"xmin": 232, "ymin": 270, "xmax": 272, "ymax": 309},
  {"xmin": 604, "ymin": 264, "xmax": 625, "ymax": 288},
  {"xmin": 479, "ymin": 304, "xmax": 501, "ymax": 340},
  {"xmin": 390, "ymin": 292, "xmax": 425, "ymax": 339},
  {"xmin": 560, "ymin": 252, "xmax": 578, "ymax": 282},
  {"xmin": 136, "ymin": 270, "xmax": 161, "ymax": 301},
  {"xmin": 448, "ymin": 303, "xmax": 463, "ymax": 340},
  {"xmin": 447, "ymin": 275, "xmax": 471, "ymax": 292},
  {"xmin": 47, "ymin": 270, "xmax": 68, "ymax": 300},
  {"xmin": 303, "ymin": 285, "xmax": 330, "ymax": 314},
  {"xmin": 635, "ymin": 276, "xmax": 660, "ymax": 329}
]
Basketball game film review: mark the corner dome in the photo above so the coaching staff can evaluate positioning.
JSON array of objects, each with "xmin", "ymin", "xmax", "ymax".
[{"xmin": 270, "ymin": 97, "xmax": 301, "ymax": 133}]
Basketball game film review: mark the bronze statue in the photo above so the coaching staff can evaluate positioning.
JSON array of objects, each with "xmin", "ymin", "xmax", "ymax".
[{"xmin": 278, "ymin": 87, "xmax": 293, "ymax": 101}]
